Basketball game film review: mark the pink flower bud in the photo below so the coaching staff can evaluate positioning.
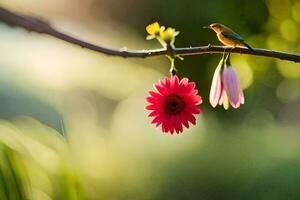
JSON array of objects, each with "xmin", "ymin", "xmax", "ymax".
[{"xmin": 222, "ymin": 66, "xmax": 244, "ymax": 108}]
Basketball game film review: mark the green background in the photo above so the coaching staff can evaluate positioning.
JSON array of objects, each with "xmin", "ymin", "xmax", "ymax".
[{"xmin": 0, "ymin": 0, "xmax": 300, "ymax": 199}]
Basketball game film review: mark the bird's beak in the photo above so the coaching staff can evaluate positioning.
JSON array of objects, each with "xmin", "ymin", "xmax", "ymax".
[{"xmin": 203, "ymin": 25, "xmax": 211, "ymax": 29}]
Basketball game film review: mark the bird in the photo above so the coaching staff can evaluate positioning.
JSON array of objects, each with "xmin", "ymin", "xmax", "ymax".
[{"xmin": 203, "ymin": 23, "xmax": 254, "ymax": 52}]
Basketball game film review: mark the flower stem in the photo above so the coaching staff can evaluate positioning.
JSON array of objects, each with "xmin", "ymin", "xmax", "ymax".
[{"xmin": 169, "ymin": 57, "xmax": 177, "ymax": 76}]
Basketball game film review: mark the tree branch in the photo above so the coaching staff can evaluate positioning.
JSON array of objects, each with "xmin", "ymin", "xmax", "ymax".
[{"xmin": 1, "ymin": 7, "xmax": 300, "ymax": 62}]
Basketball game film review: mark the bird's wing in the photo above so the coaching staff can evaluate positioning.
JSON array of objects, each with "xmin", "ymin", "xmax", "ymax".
[
  {"xmin": 221, "ymin": 31, "xmax": 244, "ymax": 42},
  {"xmin": 222, "ymin": 31, "xmax": 254, "ymax": 51}
]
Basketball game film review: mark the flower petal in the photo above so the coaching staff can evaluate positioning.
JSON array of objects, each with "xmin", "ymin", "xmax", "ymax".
[
  {"xmin": 170, "ymin": 75, "xmax": 180, "ymax": 93},
  {"xmin": 209, "ymin": 59, "xmax": 223, "ymax": 107},
  {"xmin": 181, "ymin": 113, "xmax": 189, "ymax": 128},
  {"xmin": 154, "ymin": 84, "xmax": 169, "ymax": 96},
  {"xmin": 145, "ymin": 104, "xmax": 158, "ymax": 110},
  {"xmin": 149, "ymin": 91, "xmax": 162, "ymax": 98},
  {"xmin": 240, "ymin": 89, "xmax": 245, "ymax": 105},
  {"xmin": 222, "ymin": 91, "xmax": 230, "ymax": 110},
  {"xmin": 148, "ymin": 110, "xmax": 161, "ymax": 117}
]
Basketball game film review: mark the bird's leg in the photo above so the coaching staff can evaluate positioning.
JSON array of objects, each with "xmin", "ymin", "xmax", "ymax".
[{"xmin": 230, "ymin": 45, "xmax": 236, "ymax": 53}]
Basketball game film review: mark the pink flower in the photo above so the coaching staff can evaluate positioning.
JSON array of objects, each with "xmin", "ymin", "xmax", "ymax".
[
  {"xmin": 222, "ymin": 66, "xmax": 244, "ymax": 108},
  {"xmin": 209, "ymin": 60, "xmax": 244, "ymax": 109},
  {"xmin": 146, "ymin": 75, "xmax": 202, "ymax": 134}
]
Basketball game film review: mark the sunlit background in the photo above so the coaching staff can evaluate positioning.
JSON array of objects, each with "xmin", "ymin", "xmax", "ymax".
[{"xmin": 0, "ymin": 0, "xmax": 300, "ymax": 199}]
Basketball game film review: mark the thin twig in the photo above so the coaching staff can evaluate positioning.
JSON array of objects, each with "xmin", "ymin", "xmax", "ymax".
[{"xmin": 0, "ymin": 7, "xmax": 300, "ymax": 62}]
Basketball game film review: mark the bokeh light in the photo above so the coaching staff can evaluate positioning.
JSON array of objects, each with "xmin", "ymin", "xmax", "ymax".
[{"xmin": 0, "ymin": 0, "xmax": 299, "ymax": 199}]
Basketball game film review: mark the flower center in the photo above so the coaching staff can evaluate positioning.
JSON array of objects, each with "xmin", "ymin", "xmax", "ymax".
[{"xmin": 163, "ymin": 94, "xmax": 185, "ymax": 115}]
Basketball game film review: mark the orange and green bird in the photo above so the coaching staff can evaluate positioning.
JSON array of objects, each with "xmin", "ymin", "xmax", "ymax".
[{"xmin": 204, "ymin": 23, "xmax": 254, "ymax": 51}]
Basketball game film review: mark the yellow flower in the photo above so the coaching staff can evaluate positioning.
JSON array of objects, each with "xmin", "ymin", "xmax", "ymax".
[
  {"xmin": 160, "ymin": 27, "xmax": 180, "ymax": 44},
  {"xmin": 146, "ymin": 22, "xmax": 160, "ymax": 35},
  {"xmin": 146, "ymin": 22, "xmax": 165, "ymax": 40}
]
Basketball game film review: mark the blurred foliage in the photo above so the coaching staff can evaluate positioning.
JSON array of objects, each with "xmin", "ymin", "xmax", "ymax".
[{"xmin": 0, "ymin": 0, "xmax": 300, "ymax": 199}]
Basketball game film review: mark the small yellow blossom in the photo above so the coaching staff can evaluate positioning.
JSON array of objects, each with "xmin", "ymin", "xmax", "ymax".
[
  {"xmin": 160, "ymin": 27, "xmax": 180, "ymax": 44},
  {"xmin": 146, "ymin": 22, "xmax": 165, "ymax": 40},
  {"xmin": 146, "ymin": 22, "xmax": 161, "ymax": 35}
]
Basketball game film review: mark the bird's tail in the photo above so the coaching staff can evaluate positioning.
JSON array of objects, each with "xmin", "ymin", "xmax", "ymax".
[{"xmin": 243, "ymin": 41, "xmax": 254, "ymax": 52}]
